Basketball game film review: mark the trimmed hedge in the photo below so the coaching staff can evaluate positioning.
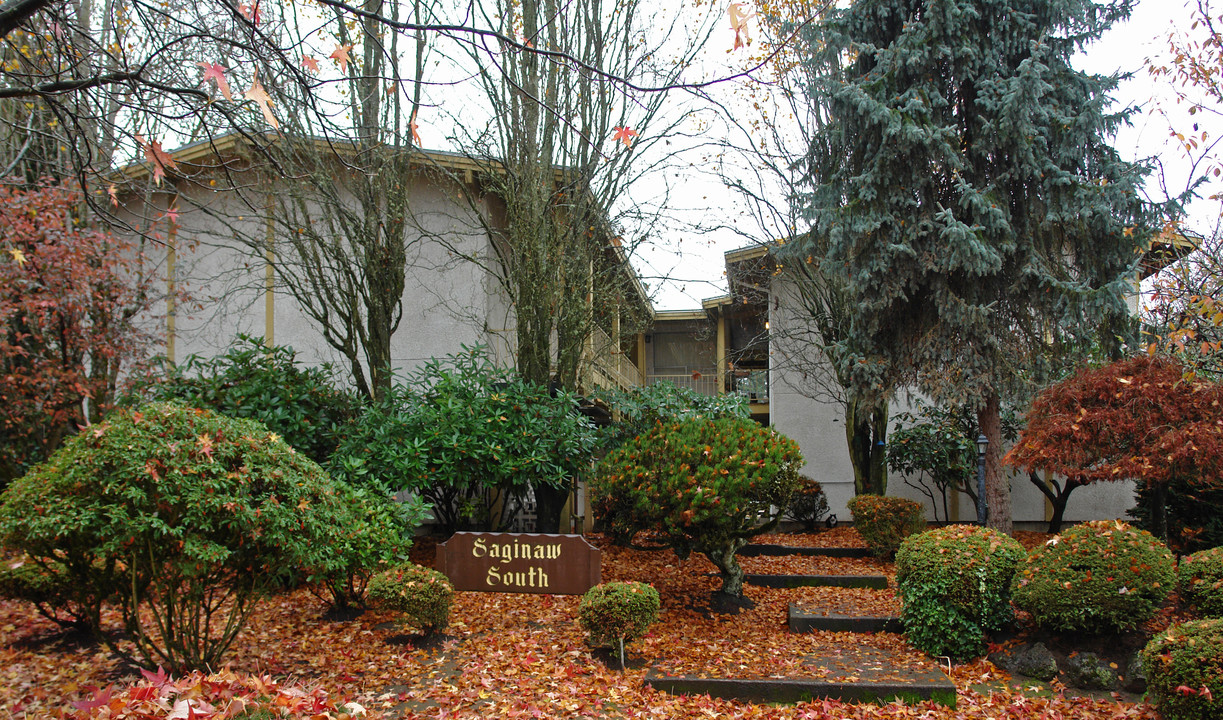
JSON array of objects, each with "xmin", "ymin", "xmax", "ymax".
[
  {"xmin": 895, "ymin": 525, "xmax": 1026, "ymax": 659},
  {"xmin": 1011, "ymin": 520, "xmax": 1175, "ymax": 633},
  {"xmin": 1142, "ymin": 618, "xmax": 1223, "ymax": 720},
  {"xmin": 368, "ymin": 562, "xmax": 454, "ymax": 634},
  {"xmin": 846, "ymin": 494, "xmax": 925, "ymax": 559},
  {"xmin": 579, "ymin": 581, "xmax": 661, "ymax": 651},
  {"xmin": 1178, "ymin": 546, "xmax": 1223, "ymax": 618}
]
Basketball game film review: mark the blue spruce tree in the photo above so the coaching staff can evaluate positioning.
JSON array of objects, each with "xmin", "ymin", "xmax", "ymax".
[{"xmin": 798, "ymin": 0, "xmax": 1152, "ymax": 532}]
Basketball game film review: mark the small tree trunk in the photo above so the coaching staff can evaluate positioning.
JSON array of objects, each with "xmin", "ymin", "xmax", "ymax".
[
  {"xmin": 706, "ymin": 538, "xmax": 752, "ymax": 612},
  {"xmin": 533, "ymin": 483, "xmax": 569, "ymax": 534},
  {"xmin": 980, "ymin": 392, "xmax": 1012, "ymax": 535}
]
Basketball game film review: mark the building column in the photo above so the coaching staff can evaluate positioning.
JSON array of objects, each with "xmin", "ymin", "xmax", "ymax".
[
  {"xmin": 716, "ymin": 309, "xmax": 727, "ymax": 394},
  {"xmin": 264, "ymin": 196, "xmax": 275, "ymax": 345}
]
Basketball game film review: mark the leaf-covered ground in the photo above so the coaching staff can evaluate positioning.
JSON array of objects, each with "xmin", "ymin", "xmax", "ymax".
[{"xmin": 0, "ymin": 531, "xmax": 1161, "ymax": 719}]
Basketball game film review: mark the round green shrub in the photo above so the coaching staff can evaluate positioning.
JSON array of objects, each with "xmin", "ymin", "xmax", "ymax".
[
  {"xmin": 0, "ymin": 556, "xmax": 96, "ymax": 630},
  {"xmin": 895, "ymin": 525, "xmax": 1026, "ymax": 659},
  {"xmin": 579, "ymin": 581, "xmax": 661, "ymax": 649},
  {"xmin": 368, "ymin": 562, "xmax": 454, "ymax": 633},
  {"xmin": 591, "ymin": 416, "xmax": 802, "ymax": 604},
  {"xmin": 786, "ymin": 475, "xmax": 830, "ymax": 531},
  {"xmin": 0, "ymin": 402, "xmax": 349, "ymax": 671},
  {"xmin": 1142, "ymin": 618, "xmax": 1223, "ymax": 720},
  {"xmin": 1179, "ymin": 546, "xmax": 1223, "ymax": 618},
  {"xmin": 1011, "ymin": 520, "xmax": 1175, "ymax": 633},
  {"xmin": 846, "ymin": 494, "xmax": 926, "ymax": 559}
]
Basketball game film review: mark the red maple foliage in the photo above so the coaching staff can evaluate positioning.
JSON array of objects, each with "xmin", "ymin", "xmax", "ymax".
[
  {"xmin": 1005, "ymin": 355, "xmax": 1223, "ymax": 492},
  {"xmin": 0, "ymin": 181, "xmax": 164, "ymax": 484}
]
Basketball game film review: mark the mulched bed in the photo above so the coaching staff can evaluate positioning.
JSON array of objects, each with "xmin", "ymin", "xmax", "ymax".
[{"xmin": 0, "ymin": 530, "xmax": 1164, "ymax": 720}]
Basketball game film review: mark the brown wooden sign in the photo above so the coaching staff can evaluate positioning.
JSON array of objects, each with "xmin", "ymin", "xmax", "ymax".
[{"xmin": 435, "ymin": 532, "xmax": 601, "ymax": 595}]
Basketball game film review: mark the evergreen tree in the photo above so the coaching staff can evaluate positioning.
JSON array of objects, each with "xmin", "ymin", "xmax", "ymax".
[{"xmin": 798, "ymin": 0, "xmax": 1151, "ymax": 533}]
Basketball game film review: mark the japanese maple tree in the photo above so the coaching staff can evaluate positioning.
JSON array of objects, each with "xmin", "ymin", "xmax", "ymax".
[
  {"xmin": 1005, "ymin": 355, "xmax": 1223, "ymax": 544},
  {"xmin": 0, "ymin": 181, "xmax": 162, "ymax": 485}
]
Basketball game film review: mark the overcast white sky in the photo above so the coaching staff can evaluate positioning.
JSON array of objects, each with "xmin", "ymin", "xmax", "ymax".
[{"xmin": 642, "ymin": 0, "xmax": 1217, "ymax": 311}]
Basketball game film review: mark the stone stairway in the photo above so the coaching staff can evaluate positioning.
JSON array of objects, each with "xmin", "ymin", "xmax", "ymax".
[{"xmin": 650, "ymin": 538, "xmax": 957, "ymax": 707}]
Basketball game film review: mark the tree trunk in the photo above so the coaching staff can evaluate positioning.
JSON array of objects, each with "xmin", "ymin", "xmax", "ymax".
[
  {"xmin": 706, "ymin": 538, "xmax": 753, "ymax": 613},
  {"xmin": 979, "ymin": 392, "xmax": 1012, "ymax": 535},
  {"xmin": 847, "ymin": 397, "xmax": 887, "ymax": 496},
  {"xmin": 533, "ymin": 483, "xmax": 569, "ymax": 534}
]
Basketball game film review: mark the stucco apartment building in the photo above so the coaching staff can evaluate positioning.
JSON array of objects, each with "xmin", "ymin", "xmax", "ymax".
[{"xmin": 121, "ymin": 135, "xmax": 1192, "ymax": 529}]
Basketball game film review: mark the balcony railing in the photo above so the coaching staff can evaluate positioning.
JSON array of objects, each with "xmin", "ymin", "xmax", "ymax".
[
  {"xmin": 586, "ymin": 326, "xmax": 642, "ymax": 391},
  {"xmin": 646, "ymin": 373, "xmax": 719, "ymax": 397},
  {"xmin": 732, "ymin": 369, "xmax": 769, "ymax": 403}
]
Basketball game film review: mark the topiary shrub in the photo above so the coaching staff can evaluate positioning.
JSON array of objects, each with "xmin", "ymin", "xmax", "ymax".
[
  {"xmin": 895, "ymin": 525, "xmax": 1026, "ymax": 659},
  {"xmin": 579, "ymin": 581, "xmax": 660, "ymax": 666},
  {"xmin": 1011, "ymin": 520, "xmax": 1175, "ymax": 634},
  {"xmin": 1179, "ymin": 546, "xmax": 1223, "ymax": 618},
  {"xmin": 0, "ymin": 402, "xmax": 349, "ymax": 671},
  {"xmin": 367, "ymin": 562, "xmax": 454, "ymax": 634},
  {"xmin": 1142, "ymin": 618, "xmax": 1223, "ymax": 720},
  {"xmin": 786, "ymin": 475, "xmax": 831, "ymax": 532},
  {"xmin": 846, "ymin": 494, "xmax": 926, "ymax": 559},
  {"xmin": 591, "ymin": 416, "xmax": 803, "ymax": 610}
]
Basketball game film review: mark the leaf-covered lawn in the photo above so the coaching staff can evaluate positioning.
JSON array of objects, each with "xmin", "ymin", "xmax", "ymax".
[{"xmin": 0, "ymin": 533, "xmax": 1160, "ymax": 719}]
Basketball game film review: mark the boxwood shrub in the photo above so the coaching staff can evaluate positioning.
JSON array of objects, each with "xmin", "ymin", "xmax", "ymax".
[
  {"xmin": 579, "ymin": 581, "xmax": 661, "ymax": 653},
  {"xmin": 846, "ymin": 494, "xmax": 925, "ymax": 559},
  {"xmin": 1142, "ymin": 618, "xmax": 1223, "ymax": 720},
  {"xmin": 895, "ymin": 525, "xmax": 1026, "ymax": 659},
  {"xmin": 1179, "ymin": 546, "xmax": 1223, "ymax": 618},
  {"xmin": 1011, "ymin": 520, "xmax": 1175, "ymax": 633},
  {"xmin": 368, "ymin": 562, "xmax": 454, "ymax": 634}
]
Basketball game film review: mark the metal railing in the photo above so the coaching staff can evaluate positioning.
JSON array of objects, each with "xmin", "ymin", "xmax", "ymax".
[
  {"xmin": 732, "ymin": 369, "xmax": 769, "ymax": 403},
  {"xmin": 586, "ymin": 326, "xmax": 642, "ymax": 391},
  {"xmin": 646, "ymin": 372, "xmax": 720, "ymax": 397}
]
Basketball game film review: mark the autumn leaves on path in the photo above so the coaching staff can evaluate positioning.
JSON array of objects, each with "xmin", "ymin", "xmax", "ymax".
[{"xmin": 642, "ymin": 531, "xmax": 956, "ymax": 706}]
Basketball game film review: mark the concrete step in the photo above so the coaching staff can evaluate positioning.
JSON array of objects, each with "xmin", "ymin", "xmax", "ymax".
[
  {"xmin": 741, "ymin": 544, "xmax": 873, "ymax": 558},
  {"xmin": 788, "ymin": 602, "xmax": 904, "ymax": 634},
  {"xmin": 744, "ymin": 573, "xmax": 889, "ymax": 590},
  {"xmin": 644, "ymin": 644, "xmax": 955, "ymax": 707}
]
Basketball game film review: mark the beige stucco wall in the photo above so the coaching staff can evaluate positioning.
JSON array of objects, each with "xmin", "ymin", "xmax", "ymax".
[
  {"xmin": 127, "ymin": 167, "xmax": 511, "ymax": 385},
  {"xmin": 767, "ymin": 269, "xmax": 1138, "ymax": 527}
]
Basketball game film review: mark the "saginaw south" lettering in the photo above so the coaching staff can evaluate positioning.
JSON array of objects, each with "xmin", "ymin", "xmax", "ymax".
[{"xmin": 471, "ymin": 536, "xmax": 562, "ymax": 589}]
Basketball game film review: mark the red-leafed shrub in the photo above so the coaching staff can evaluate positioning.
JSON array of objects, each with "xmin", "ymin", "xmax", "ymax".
[
  {"xmin": 1142, "ymin": 618, "xmax": 1223, "ymax": 720},
  {"xmin": 1005, "ymin": 356, "xmax": 1223, "ymax": 550},
  {"xmin": 846, "ymin": 494, "xmax": 925, "ymax": 559},
  {"xmin": 895, "ymin": 525, "xmax": 1026, "ymax": 659},
  {"xmin": 1179, "ymin": 546, "xmax": 1223, "ymax": 618},
  {"xmin": 1011, "ymin": 520, "xmax": 1175, "ymax": 633},
  {"xmin": 0, "ymin": 182, "xmax": 167, "ymax": 487}
]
